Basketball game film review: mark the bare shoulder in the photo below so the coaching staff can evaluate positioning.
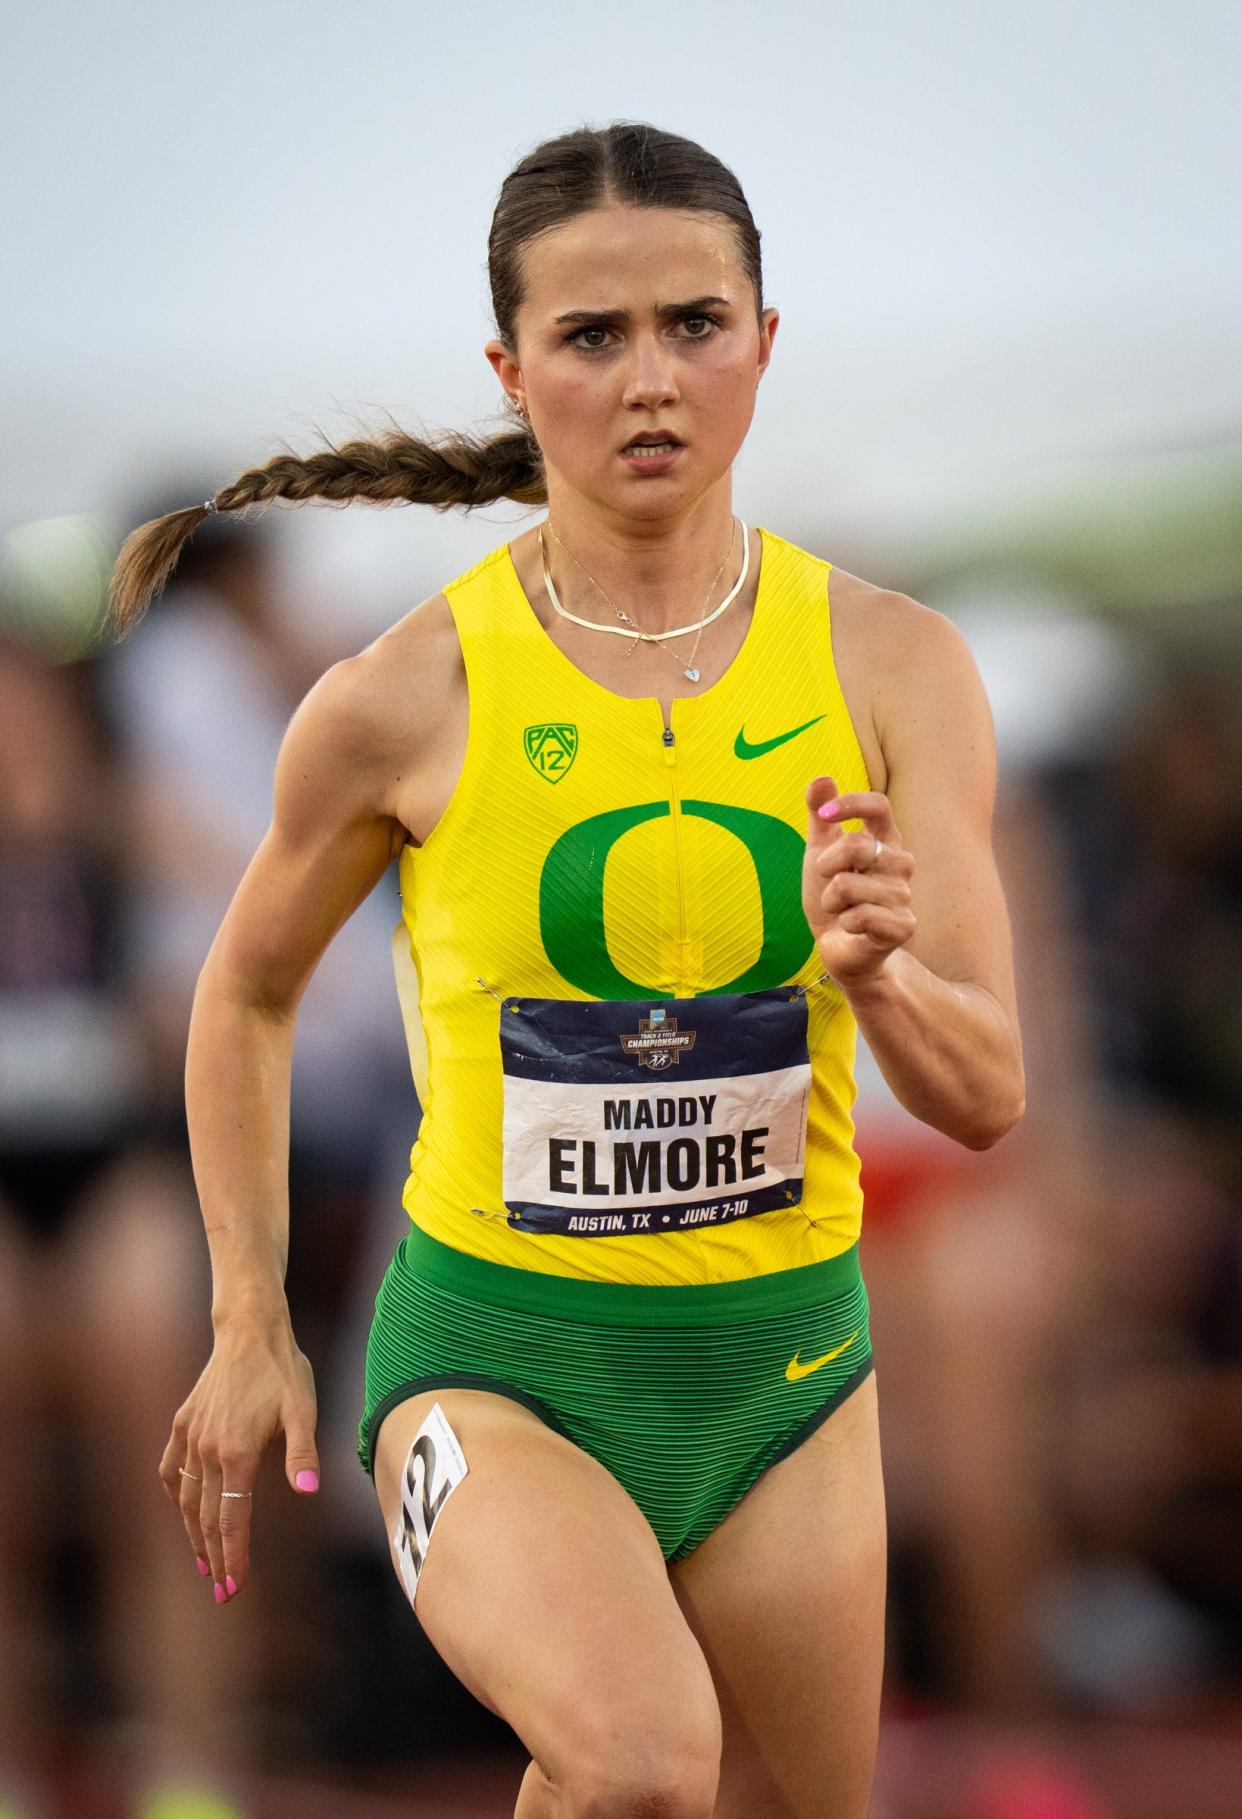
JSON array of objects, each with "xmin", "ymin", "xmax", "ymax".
[
  {"xmin": 827, "ymin": 564, "xmax": 983, "ymax": 792},
  {"xmin": 349, "ymin": 589, "xmax": 469, "ymax": 848},
  {"xmin": 278, "ymin": 590, "xmax": 463, "ymax": 849},
  {"xmin": 349, "ymin": 589, "xmax": 463, "ymax": 727},
  {"xmin": 828, "ymin": 562, "xmax": 970, "ymax": 674}
]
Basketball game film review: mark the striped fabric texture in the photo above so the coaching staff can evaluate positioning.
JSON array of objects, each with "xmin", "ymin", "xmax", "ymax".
[{"xmin": 360, "ymin": 1221, "xmax": 874, "ymax": 1563}]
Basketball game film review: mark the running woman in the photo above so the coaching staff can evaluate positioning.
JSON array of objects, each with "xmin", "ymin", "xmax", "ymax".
[{"xmin": 112, "ymin": 122, "xmax": 1025, "ymax": 1819}]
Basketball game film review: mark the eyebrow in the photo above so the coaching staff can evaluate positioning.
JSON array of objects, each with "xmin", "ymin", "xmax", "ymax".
[{"xmin": 552, "ymin": 295, "xmax": 732, "ymax": 327}]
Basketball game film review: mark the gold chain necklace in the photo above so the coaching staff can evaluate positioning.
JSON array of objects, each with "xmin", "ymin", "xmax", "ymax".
[{"xmin": 538, "ymin": 517, "xmax": 749, "ymax": 684}]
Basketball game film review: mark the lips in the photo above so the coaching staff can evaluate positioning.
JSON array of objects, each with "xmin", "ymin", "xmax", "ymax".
[{"xmin": 620, "ymin": 432, "xmax": 683, "ymax": 452}]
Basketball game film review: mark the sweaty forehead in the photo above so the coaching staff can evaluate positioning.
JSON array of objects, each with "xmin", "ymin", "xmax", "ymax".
[{"xmin": 520, "ymin": 208, "xmax": 742, "ymax": 315}]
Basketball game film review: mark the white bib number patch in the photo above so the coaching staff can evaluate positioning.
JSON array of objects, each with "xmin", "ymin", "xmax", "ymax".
[
  {"xmin": 498, "ymin": 988, "xmax": 811, "ymax": 1237},
  {"xmin": 391, "ymin": 1401, "xmax": 468, "ymax": 1608}
]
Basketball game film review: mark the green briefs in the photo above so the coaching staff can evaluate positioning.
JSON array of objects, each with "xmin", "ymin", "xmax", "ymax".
[{"xmin": 358, "ymin": 1220, "xmax": 874, "ymax": 1564}]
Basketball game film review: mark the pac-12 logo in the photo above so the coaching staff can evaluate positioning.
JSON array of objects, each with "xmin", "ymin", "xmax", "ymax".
[{"xmin": 524, "ymin": 723, "xmax": 579, "ymax": 783}]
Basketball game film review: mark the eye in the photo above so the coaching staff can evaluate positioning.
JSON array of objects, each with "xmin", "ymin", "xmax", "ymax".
[
  {"xmin": 565, "ymin": 325, "xmax": 615, "ymax": 351},
  {"xmin": 563, "ymin": 313, "xmax": 723, "ymax": 353}
]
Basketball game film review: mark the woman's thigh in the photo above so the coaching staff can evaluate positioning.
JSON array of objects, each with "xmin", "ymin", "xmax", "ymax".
[
  {"xmin": 371, "ymin": 1385, "xmax": 722, "ymax": 1813},
  {"xmin": 668, "ymin": 1370, "xmax": 887, "ymax": 1819}
]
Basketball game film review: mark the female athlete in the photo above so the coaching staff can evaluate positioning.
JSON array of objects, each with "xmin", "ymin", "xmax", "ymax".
[{"xmin": 110, "ymin": 121, "xmax": 1024, "ymax": 1819}]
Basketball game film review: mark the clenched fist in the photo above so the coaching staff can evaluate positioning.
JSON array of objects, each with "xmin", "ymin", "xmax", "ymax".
[{"xmin": 802, "ymin": 775, "xmax": 917, "ymax": 988}]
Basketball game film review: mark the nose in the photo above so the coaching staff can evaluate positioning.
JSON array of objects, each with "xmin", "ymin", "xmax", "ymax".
[{"xmin": 621, "ymin": 331, "xmax": 679, "ymax": 411}]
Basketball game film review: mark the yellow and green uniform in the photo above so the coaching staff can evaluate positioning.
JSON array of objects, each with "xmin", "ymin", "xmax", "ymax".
[{"xmin": 360, "ymin": 525, "xmax": 877, "ymax": 1560}]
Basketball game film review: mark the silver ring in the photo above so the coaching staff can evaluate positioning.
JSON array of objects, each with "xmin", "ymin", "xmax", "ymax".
[
  {"xmin": 220, "ymin": 1490, "xmax": 253, "ymax": 1500},
  {"xmin": 178, "ymin": 1467, "xmax": 201, "ymax": 1481},
  {"xmin": 870, "ymin": 836, "xmax": 884, "ymax": 868}
]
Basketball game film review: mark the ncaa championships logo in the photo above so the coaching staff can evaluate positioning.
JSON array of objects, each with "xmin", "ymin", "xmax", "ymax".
[{"xmin": 619, "ymin": 1006, "xmax": 697, "ymax": 1071}]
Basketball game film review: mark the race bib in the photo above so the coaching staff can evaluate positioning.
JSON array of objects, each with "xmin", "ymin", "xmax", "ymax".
[{"xmin": 498, "ymin": 988, "xmax": 810, "ymax": 1237}]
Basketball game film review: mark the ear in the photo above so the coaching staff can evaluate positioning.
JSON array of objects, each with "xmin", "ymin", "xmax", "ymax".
[
  {"xmin": 483, "ymin": 338, "xmax": 523, "ymax": 398},
  {"xmin": 757, "ymin": 307, "xmax": 780, "ymax": 381}
]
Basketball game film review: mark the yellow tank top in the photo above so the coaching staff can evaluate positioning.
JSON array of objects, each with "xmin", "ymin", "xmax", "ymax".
[{"xmin": 391, "ymin": 523, "xmax": 873, "ymax": 1286}]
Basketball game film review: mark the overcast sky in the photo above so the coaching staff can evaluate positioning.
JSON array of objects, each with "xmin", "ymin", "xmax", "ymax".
[{"xmin": 3, "ymin": 0, "xmax": 1239, "ymax": 623}]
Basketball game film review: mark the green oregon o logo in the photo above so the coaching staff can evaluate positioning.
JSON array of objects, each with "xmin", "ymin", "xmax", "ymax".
[{"xmin": 538, "ymin": 799, "xmax": 813, "ymax": 998}]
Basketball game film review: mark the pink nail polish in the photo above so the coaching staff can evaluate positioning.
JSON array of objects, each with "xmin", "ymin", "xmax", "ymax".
[
  {"xmin": 226, "ymin": 1575, "xmax": 237, "ymax": 1595},
  {"xmin": 196, "ymin": 1556, "xmax": 210, "ymax": 1576},
  {"xmin": 214, "ymin": 1582, "xmax": 227, "ymax": 1604},
  {"xmin": 296, "ymin": 1469, "xmax": 319, "ymax": 1493},
  {"xmin": 818, "ymin": 802, "xmax": 840, "ymax": 820}
]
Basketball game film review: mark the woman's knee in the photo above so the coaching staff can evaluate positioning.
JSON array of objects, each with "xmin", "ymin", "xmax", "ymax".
[
  {"xmin": 556, "ymin": 1665, "xmax": 721, "ymax": 1819},
  {"xmin": 556, "ymin": 1712, "xmax": 722, "ymax": 1819}
]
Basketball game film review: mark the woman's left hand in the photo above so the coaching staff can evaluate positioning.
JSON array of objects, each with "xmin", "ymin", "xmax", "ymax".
[{"xmin": 802, "ymin": 775, "xmax": 918, "ymax": 989}]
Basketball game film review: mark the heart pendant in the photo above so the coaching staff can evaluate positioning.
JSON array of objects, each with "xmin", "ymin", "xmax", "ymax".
[{"xmin": 684, "ymin": 666, "xmax": 701, "ymax": 682}]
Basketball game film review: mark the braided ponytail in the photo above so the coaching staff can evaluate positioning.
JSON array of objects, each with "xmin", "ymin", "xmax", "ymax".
[
  {"xmin": 107, "ymin": 119, "xmax": 764, "ymax": 641},
  {"xmin": 106, "ymin": 412, "xmax": 543, "ymax": 639}
]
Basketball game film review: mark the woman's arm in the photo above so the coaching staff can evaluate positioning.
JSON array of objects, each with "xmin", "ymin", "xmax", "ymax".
[
  {"xmin": 187, "ymin": 650, "xmax": 408, "ymax": 1333},
  {"xmin": 162, "ymin": 639, "xmax": 417, "ymax": 1598},
  {"xmin": 802, "ymin": 601, "xmax": 1024, "ymax": 1150}
]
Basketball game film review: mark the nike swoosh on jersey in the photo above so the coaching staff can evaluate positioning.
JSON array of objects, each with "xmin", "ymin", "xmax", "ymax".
[
  {"xmin": 785, "ymin": 1329, "xmax": 860, "ymax": 1381},
  {"xmin": 734, "ymin": 714, "xmax": 827, "ymax": 759}
]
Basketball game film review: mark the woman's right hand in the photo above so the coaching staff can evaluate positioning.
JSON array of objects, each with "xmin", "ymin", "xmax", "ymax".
[{"xmin": 158, "ymin": 1312, "xmax": 320, "ymax": 1604}]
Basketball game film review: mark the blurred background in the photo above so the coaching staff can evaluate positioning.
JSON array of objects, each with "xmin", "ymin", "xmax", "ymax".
[{"xmin": 2, "ymin": 3, "xmax": 1240, "ymax": 1816}]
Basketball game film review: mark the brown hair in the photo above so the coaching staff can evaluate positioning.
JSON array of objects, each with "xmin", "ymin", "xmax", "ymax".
[{"xmin": 106, "ymin": 120, "xmax": 765, "ymax": 638}]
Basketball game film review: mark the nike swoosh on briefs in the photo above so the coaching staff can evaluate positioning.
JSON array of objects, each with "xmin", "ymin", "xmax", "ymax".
[
  {"xmin": 734, "ymin": 714, "xmax": 827, "ymax": 759},
  {"xmin": 785, "ymin": 1330, "xmax": 860, "ymax": 1381}
]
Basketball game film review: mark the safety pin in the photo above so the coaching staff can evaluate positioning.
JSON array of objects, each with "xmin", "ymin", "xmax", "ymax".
[{"xmin": 476, "ymin": 976, "xmax": 522, "ymax": 1013}]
